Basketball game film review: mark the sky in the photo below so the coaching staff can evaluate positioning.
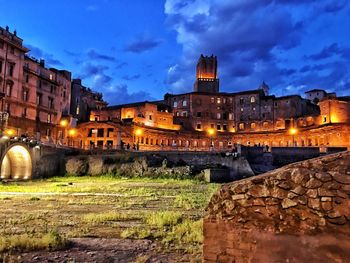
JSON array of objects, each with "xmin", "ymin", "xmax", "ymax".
[{"xmin": 0, "ymin": 0, "xmax": 349, "ymax": 105}]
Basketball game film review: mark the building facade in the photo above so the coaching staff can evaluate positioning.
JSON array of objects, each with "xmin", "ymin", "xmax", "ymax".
[
  {"xmin": 76, "ymin": 54, "xmax": 350, "ymax": 151},
  {"xmin": 0, "ymin": 26, "xmax": 72, "ymax": 143}
]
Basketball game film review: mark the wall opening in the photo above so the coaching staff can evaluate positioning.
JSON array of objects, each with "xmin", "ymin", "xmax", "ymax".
[{"xmin": 0, "ymin": 145, "xmax": 32, "ymax": 180}]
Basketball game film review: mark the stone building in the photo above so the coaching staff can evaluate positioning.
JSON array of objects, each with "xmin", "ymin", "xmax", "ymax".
[
  {"xmin": 71, "ymin": 54, "xmax": 350, "ymax": 151},
  {"xmin": 0, "ymin": 26, "xmax": 72, "ymax": 142},
  {"xmin": 70, "ymin": 79, "xmax": 107, "ymax": 123}
]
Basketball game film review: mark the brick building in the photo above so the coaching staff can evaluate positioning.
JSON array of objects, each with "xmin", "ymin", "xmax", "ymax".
[
  {"xmin": 70, "ymin": 79, "xmax": 107, "ymax": 123},
  {"xmin": 79, "ymin": 54, "xmax": 349, "ymax": 151},
  {"xmin": 0, "ymin": 26, "xmax": 72, "ymax": 143}
]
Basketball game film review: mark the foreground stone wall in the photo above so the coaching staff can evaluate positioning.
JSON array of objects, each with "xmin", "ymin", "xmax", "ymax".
[{"xmin": 203, "ymin": 151, "xmax": 350, "ymax": 262}]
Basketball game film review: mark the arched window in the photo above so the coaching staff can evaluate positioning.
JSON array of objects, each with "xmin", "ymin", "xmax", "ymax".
[{"xmin": 250, "ymin": 96, "xmax": 256, "ymax": 103}]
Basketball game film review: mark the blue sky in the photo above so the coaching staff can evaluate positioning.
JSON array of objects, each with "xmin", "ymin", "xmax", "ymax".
[{"xmin": 0, "ymin": 0, "xmax": 349, "ymax": 104}]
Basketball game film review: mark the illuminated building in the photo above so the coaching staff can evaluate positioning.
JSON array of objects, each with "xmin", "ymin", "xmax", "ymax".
[
  {"xmin": 76, "ymin": 54, "xmax": 349, "ymax": 151},
  {"xmin": 0, "ymin": 25, "xmax": 72, "ymax": 142}
]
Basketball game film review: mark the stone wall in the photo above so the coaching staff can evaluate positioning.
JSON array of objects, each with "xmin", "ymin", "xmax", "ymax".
[{"xmin": 203, "ymin": 151, "xmax": 350, "ymax": 262}]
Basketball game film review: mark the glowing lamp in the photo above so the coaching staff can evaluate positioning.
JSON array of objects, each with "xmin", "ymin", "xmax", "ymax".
[
  {"xmin": 68, "ymin": 129, "xmax": 77, "ymax": 137},
  {"xmin": 207, "ymin": 128, "xmax": 215, "ymax": 136},
  {"xmin": 135, "ymin": 129, "xmax": 142, "ymax": 136},
  {"xmin": 5, "ymin": 129, "xmax": 15, "ymax": 136},
  {"xmin": 60, "ymin": 119, "xmax": 68, "ymax": 127},
  {"xmin": 289, "ymin": 128, "xmax": 298, "ymax": 135}
]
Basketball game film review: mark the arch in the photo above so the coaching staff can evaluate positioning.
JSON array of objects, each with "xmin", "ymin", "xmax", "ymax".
[{"xmin": 0, "ymin": 144, "xmax": 33, "ymax": 180}]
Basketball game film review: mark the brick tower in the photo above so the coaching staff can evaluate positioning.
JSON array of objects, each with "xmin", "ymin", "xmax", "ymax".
[{"xmin": 194, "ymin": 54, "xmax": 219, "ymax": 93}]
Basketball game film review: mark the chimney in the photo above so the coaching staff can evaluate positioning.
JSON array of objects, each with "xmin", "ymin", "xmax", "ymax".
[
  {"xmin": 14, "ymin": 30, "xmax": 17, "ymax": 36},
  {"xmin": 39, "ymin": 59, "xmax": 45, "ymax": 67},
  {"xmin": 5, "ymin": 26, "xmax": 9, "ymax": 32}
]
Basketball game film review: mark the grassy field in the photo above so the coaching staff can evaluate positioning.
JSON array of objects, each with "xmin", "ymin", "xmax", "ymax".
[{"xmin": 0, "ymin": 176, "xmax": 218, "ymax": 261}]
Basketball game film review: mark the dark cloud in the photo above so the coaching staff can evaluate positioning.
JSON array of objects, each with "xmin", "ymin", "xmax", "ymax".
[
  {"xmin": 115, "ymin": 62, "xmax": 128, "ymax": 69},
  {"xmin": 124, "ymin": 37, "xmax": 162, "ymax": 53},
  {"xmin": 322, "ymin": 0, "xmax": 348, "ymax": 13},
  {"xmin": 86, "ymin": 49, "xmax": 116, "ymax": 61},
  {"xmin": 77, "ymin": 63, "xmax": 109, "ymax": 79},
  {"xmin": 122, "ymin": 74, "xmax": 141, "ymax": 81},
  {"xmin": 104, "ymin": 84, "xmax": 155, "ymax": 104},
  {"xmin": 26, "ymin": 44, "xmax": 63, "ymax": 66},
  {"xmin": 307, "ymin": 43, "xmax": 340, "ymax": 60}
]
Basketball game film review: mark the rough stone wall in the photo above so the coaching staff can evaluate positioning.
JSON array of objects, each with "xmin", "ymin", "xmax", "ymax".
[{"xmin": 203, "ymin": 151, "xmax": 350, "ymax": 263}]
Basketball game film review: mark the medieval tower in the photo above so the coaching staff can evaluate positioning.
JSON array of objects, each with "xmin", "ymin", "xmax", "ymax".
[{"xmin": 194, "ymin": 54, "xmax": 219, "ymax": 93}]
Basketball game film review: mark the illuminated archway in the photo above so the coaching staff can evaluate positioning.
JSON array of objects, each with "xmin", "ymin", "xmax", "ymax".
[{"xmin": 0, "ymin": 145, "xmax": 32, "ymax": 180}]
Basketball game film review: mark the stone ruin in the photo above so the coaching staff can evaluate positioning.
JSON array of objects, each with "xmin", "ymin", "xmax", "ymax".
[{"xmin": 203, "ymin": 151, "xmax": 350, "ymax": 262}]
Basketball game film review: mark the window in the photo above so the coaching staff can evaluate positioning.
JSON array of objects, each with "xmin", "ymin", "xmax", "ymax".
[
  {"xmin": 182, "ymin": 111, "xmax": 187, "ymax": 117},
  {"xmin": 196, "ymin": 123, "xmax": 202, "ymax": 130},
  {"xmin": 253, "ymin": 107, "xmax": 256, "ymax": 111},
  {"xmin": 46, "ymin": 129, "xmax": 51, "ymax": 137},
  {"xmin": 8, "ymin": 63, "xmax": 14, "ymax": 76},
  {"xmin": 88, "ymin": 129, "xmax": 93, "ymax": 137},
  {"xmin": 49, "ymin": 74, "xmax": 53, "ymax": 80},
  {"xmin": 229, "ymin": 98, "xmax": 233, "ymax": 103},
  {"xmin": 323, "ymin": 116, "xmax": 327, "ymax": 123},
  {"xmin": 97, "ymin": 128, "xmax": 104, "ymax": 137},
  {"xmin": 263, "ymin": 121, "xmax": 269, "ymax": 128},
  {"xmin": 5, "ymin": 83, "xmax": 12, "ymax": 96},
  {"xmin": 217, "ymin": 124, "xmax": 221, "ymax": 130},
  {"xmin": 76, "ymin": 106, "xmax": 80, "ymax": 115},
  {"xmin": 223, "ymin": 98, "xmax": 227, "ymax": 104},
  {"xmin": 50, "ymin": 85, "xmax": 55, "ymax": 93},
  {"xmin": 47, "ymin": 113, "xmax": 52, "ymax": 123},
  {"xmin": 196, "ymin": 112, "xmax": 202, "ymax": 117},
  {"xmin": 107, "ymin": 128, "xmax": 114, "ymax": 137},
  {"xmin": 239, "ymin": 123, "xmax": 245, "ymax": 130},
  {"xmin": 182, "ymin": 100, "xmax": 187, "ymax": 107},
  {"xmin": 223, "ymin": 124, "xmax": 227, "ymax": 131},
  {"xmin": 274, "ymin": 102, "xmax": 278, "ymax": 107},
  {"xmin": 217, "ymin": 113, "xmax": 221, "ymax": 119},
  {"xmin": 251, "ymin": 123, "xmax": 256, "ymax": 129},
  {"xmin": 48, "ymin": 97, "xmax": 54, "ymax": 109},
  {"xmin": 23, "ymin": 108, "xmax": 27, "ymax": 117},
  {"xmin": 229, "ymin": 113, "xmax": 233, "ymax": 120},
  {"xmin": 173, "ymin": 101, "xmax": 178, "ymax": 107},
  {"xmin": 36, "ymin": 93, "xmax": 42, "ymax": 105},
  {"xmin": 240, "ymin": 108, "xmax": 243, "ymax": 112},
  {"xmin": 240, "ymin": 98, "xmax": 244, "ymax": 104},
  {"xmin": 22, "ymin": 89, "xmax": 28, "ymax": 101},
  {"xmin": 217, "ymin": 97, "xmax": 221, "ymax": 104},
  {"xmin": 4, "ymin": 103, "xmax": 10, "ymax": 113},
  {"xmin": 250, "ymin": 96, "xmax": 256, "ymax": 103},
  {"xmin": 262, "ymin": 113, "xmax": 265, "ymax": 118},
  {"xmin": 149, "ymin": 115, "xmax": 152, "ymax": 120},
  {"xmin": 211, "ymin": 97, "xmax": 215, "ymax": 103},
  {"xmin": 25, "ymin": 74, "xmax": 29, "ymax": 83},
  {"xmin": 210, "ymin": 123, "xmax": 214, "ymax": 128},
  {"xmin": 175, "ymin": 111, "xmax": 180, "ymax": 117}
]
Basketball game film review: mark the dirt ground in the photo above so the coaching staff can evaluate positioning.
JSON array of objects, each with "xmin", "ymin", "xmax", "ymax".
[{"xmin": 0, "ymin": 176, "xmax": 218, "ymax": 263}]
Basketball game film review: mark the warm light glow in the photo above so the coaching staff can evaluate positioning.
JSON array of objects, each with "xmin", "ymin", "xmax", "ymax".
[
  {"xmin": 68, "ymin": 129, "xmax": 77, "ymax": 137},
  {"xmin": 135, "ymin": 129, "xmax": 143, "ymax": 136},
  {"xmin": 289, "ymin": 127, "xmax": 298, "ymax": 135},
  {"xmin": 0, "ymin": 145, "xmax": 32, "ymax": 180},
  {"xmin": 5, "ymin": 129, "xmax": 15, "ymax": 136},
  {"xmin": 60, "ymin": 119, "xmax": 68, "ymax": 127},
  {"xmin": 207, "ymin": 128, "xmax": 215, "ymax": 136}
]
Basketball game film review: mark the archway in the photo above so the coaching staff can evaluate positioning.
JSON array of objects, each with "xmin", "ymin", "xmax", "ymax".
[{"xmin": 0, "ymin": 145, "xmax": 32, "ymax": 180}]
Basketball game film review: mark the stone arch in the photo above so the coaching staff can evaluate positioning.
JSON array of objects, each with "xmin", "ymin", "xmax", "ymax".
[{"xmin": 0, "ymin": 144, "xmax": 33, "ymax": 180}]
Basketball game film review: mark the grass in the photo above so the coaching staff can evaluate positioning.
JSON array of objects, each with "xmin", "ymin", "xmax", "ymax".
[
  {"xmin": 0, "ymin": 175, "xmax": 219, "ymax": 259},
  {"xmin": 0, "ymin": 231, "xmax": 68, "ymax": 253}
]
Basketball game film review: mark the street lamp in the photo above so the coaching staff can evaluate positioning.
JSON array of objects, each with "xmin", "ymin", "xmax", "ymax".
[
  {"xmin": 56, "ymin": 119, "xmax": 69, "ymax": 145},
  {"xmin": 289, "ymin": 127, "xmax": 298, "ymax": 146},
  {"xmin": 68, "ymin": 128, "xmax": 77, "ymax": 147},
  {"xmin": 207, "ymin": 128, "xmax": 215, "ymax": 151}
]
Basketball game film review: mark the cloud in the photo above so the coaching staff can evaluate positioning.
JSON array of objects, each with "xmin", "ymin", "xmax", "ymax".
[
  {"xmin": 122, "ymin": 74, "xmax": 141, "ymax": 81},
  {"xmin": 115, "ymin": 62, "xmax": 128, "ymax": 69},
  {"xmin": 163, "ymin": 0, "xmax": 350, "ymax": 96},
  {"xmin": 26, "ymin": 44, "xmax": 63, "ymax": 66},
  {"xmin": 86, "ymin": 49, "xmax": 116, "ymax": 62},
  {"xmin": 124, "ymin": 36, "xmax": 162, "ymax": 53},
  {"xmin": 104, "ymin": 84, "xmax": 155, "ymax": 104}
]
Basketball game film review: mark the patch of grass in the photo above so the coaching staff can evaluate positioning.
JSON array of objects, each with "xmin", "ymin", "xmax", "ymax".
[
  {"xmin": 82, "ymin": 212, "xmax": 139, "ymax": 224},
  {"xmin": 120, "ymin": 227, "xmax": 152, "ymax": 239},
  {"xmin": 0, "ymin": 231, "xmax": 69, "ymax": 253},
  {"xmin": 145, "ymin": 211, "xmax": 182, "ymax": 228},
  {"xmin": 163, "ymin": 219, "xmax": 203, "ymax": 253},
  {"xmin": 29, "ymin": 196, "xmax": 40, "ymax": 201}
]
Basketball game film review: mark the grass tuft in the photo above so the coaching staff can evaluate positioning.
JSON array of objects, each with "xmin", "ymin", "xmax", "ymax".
[
  {"xmin": 145, "ymin": 211, "xmax": 182, "ymax": 228},
  {"xmin": 120, "ymin": 227, "xmax": 152, "ymax": 239},
  {"xmin": 82, "ymin": 212, "xmax": 138, "ymax": 224}
]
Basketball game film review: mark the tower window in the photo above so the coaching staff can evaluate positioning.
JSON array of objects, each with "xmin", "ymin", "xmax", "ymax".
[
  {"xmin": 182, "ymin": 100, "xmax": 187, "ymax": 107},
  {"xmin": 250, "ymin": 96, "xmax": 256, "ymax": 103}
]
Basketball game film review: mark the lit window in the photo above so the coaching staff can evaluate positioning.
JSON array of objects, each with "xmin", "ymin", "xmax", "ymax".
[
  {"xmin": 211, "ymin": 97, "xmax": 215, "ymax": 103},
  {"xmin": 251, "ymin": 123, "xmax": 256, "ymax": 129},
  {"xmin": 182, "ymin": 100, "xmax": 187, "ymax": 107},
  {"xmin": 253, "ymin": 107, "xmax": 256, "ymax": 111},
  {"xmin": 251, "ymin": 96, "xmax": 255, "ymax": 103},
  {"xmin": 47, "ymin": 114, "xmax": 52, "ymax": 123},
  {"xmin": 76, "ymin": 106, "xmax": 80, "ymax": 115},
  {"xmin": 223, "ymin": 98, "xmax": 227, "ymax": 104},
  {"xmin": 239, "ymin": 123, "xmax": 245, "ymax": 130},
  {"xmin": 217, "ymin": 113, "xmax": 221, "ymax": 119},
  {"xmin": 173, "ymin": 101, "xmax": 177, "ymax": 107},
  {"xmin": 241, "ymin": 108, "xmax": 243, "ymax": 112},
  {"xmin": 217, "ymin": 97, "xmax": 221, "ymax": 104},
  {"xmin": 263, "ymin": 121, "xmax": 269, "ymax": 128}
]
